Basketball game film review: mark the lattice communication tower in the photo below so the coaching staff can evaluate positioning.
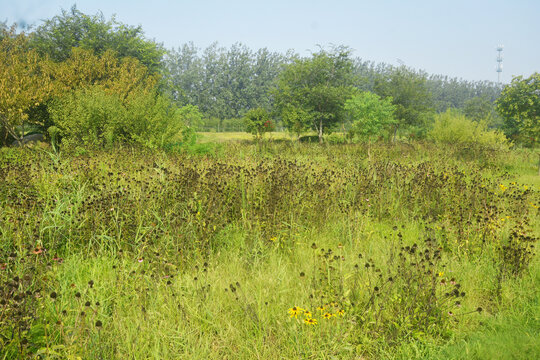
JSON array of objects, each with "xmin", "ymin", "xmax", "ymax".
[{"xmin": 496, "ymin": 45, "xmax": 504, "ymax": 83}]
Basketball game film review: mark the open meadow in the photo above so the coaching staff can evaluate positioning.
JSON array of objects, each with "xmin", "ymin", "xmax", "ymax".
[
  {"xmin": 1, "ymin": 2, "xmax": 539, "ymax": 358},
  {"xmin": 0, "ymin": 140, "xmax": 538, "ymax": 359}
]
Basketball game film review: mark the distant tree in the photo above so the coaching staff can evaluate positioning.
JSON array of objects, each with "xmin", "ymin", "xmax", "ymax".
[
  {"xmin": 464, "ymin": 96, "xmax": 494, "ymax": 122},
  {"xmin": 178, "ymin": 105, "xmax": 203, "ymax": 130},
  {"xmin": 273, "ymin": 47, "xmax": 356, "ymax": 143},
  {"xmin": 427, "ymin": 75, "xmax": 501, "ymax": 113},
  {"xmin": 496, "ymin": 73, "xmax": 540, "ymax": 146},
  {"xmin": 163, "ymin": 42, "xmax": 202, "ymax": 106},
  {"xmin": 344, "ymin": 91, "xmax": 397, "ymax": 141},
  {"xmin": 29, "ymin": 5, "xmax": 164, "ymax": 73},
  {"xmin": 374, "ymin": 66, "xmax": 434, "ymax": 139},
  {"xmin": 0, "ymin": 27, "xmax": 53, "ymax": 146},
  {"xmin": 164, "ymin": 42, "xmax": 290, "ymax": 126},
  {"xmin": 243, "ymin": 107, "xmax": 274, "ymax": 139}
]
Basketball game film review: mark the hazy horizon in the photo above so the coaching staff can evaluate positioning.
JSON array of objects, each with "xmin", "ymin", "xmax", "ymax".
[{"xmin": 2, "ymin": 0, "xmax": 539, "ymax": 83}]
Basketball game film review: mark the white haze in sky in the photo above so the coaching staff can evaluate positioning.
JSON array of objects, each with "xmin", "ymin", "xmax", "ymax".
[{"xmin": 1, "ymin": 0, "xmax": 539, "ymax": 83}]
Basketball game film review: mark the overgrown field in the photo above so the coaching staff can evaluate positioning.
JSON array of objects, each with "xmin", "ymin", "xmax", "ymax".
[{"xmin": 0, "ymin": 142, "xmax": 538, "ymax": 359}]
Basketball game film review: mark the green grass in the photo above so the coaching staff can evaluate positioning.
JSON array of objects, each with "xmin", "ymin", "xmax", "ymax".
[
  {"xmin": 197, "ymin": 131, "xmax": 294, "ymax": 143},
  {"xmin": 0, "ymin": 141, "xmax": 538, "ymax": 359}
]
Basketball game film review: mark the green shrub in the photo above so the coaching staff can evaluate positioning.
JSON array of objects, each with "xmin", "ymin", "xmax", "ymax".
[
  {"xmin": 243, "ymin": 107, "xmax": 275, "ymax": 139},
  {"xmin": 345, "ymin": 91, "xmax": 397, "ymax": 142},
  {"xmin": 49, "ymin": 87, "xmax": 185, "ymax": 149},
  {"xmin": 428, "ymin": 109, "xmax": 510, "ymax": 150},
  {"xmin": 325, "ymin": 133, "xmax": 347, "ymax": 144}
]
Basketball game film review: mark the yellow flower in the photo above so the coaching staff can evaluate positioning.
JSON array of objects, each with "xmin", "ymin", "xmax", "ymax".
[
  {"xmin": 269, "ymin": 236, "xmax": 277, "ymax": 242},
  {"xmin": 304, "ymin": 311, "xmax": 312, "ymax": 318},
  {"xmin": 336, "ymin": 309, "xmax": 345, "ymax": 316},
  {"xmin": 316, "ymin": 306, "xmax": 325, "ymax": 313},
  {"xmin": 323, "ymin": 312, "xmax": 333, "ymax": 319},
  {"xmin": 288, "ymin": 306, "xmax": 303, "ymax": 318},
  {"xmin": 438, "ymin": 272, "xmax": 444, "ymax": 277},
  {"xmin": 499, "ymin": 184, "xmax": 507, "ymax": 192},
  {"xmin": 304, "ymin": 318, "xmax": 317, "ymax": 325}
]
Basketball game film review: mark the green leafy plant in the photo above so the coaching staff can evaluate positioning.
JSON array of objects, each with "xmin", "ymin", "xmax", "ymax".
[
  {"xmin": 49, "ymin": 87, "xmax": 185, "ymax": 149},
  {"xmin": 428, "ymin": 109, "xmax": 509, "ymax": 150},
  {"xmin": 496, "ymin": 72, "xmax": 540, "ymax": 146},
  {"xmin": 344, "ymin": 91, "xmax": 397, "ymax": 142},
  {"xmin": 243, "ymin": 107, "xmax": 274, "ymax": 140}
]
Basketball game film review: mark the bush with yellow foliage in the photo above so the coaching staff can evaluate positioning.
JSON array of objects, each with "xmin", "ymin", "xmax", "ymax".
[{"xmin": 0, "ymin": 27, "xmax": 54, "ymax": 145}]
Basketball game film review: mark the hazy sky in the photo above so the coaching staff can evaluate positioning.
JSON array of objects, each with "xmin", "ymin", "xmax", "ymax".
[{"xmin": 1, "ymin": 0, "xmax": 539, "ymax": 83}]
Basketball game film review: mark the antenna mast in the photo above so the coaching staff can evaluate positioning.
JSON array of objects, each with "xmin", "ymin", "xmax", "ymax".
[{"xmin": 496, "ymin": 45, "xmax": 503, "ymax": 84}]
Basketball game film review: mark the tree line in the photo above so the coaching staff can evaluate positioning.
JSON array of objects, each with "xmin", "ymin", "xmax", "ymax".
[
  {"xmin": 165, "ymin": 43, "xmax": 504, "ymax": 131},
  {"xmin": 0, "ymin": 6, "xmax": 537, "ymax": 148}
]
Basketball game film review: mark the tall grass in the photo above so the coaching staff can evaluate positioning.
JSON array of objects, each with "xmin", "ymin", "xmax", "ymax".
[{"xmin": 0, "ymin": 142, "xmax": 538, "ymax": 359}]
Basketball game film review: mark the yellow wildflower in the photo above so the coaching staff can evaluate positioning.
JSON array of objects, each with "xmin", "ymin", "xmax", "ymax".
[
  {"xmin": 288, "ymin": 306, "xmax": 303, "ymax": 318},
  {"xmin": 304, "ymin": 318, "xmax": 317, "ymax": 325}
]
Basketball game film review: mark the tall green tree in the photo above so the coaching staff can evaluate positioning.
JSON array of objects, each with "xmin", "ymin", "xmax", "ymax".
[
  {"xmin": 163, "ymin": 42, "xmax": 203, "ymax": 106},
  {"xmin": 496, "ymin": 73, "xmax": 540, "ymax": 145},
  {"xmin": 164, "ymin": 42, "xmax": 289, "ymax": 128},
  {"xmin": 273, "ymin": 47, "xmax": 356, "ymax": 143},
  {"xmin": 29, "ymin": 5, "xmax": 164, "ymax": 74},
  {"xmin": 374, "ymin": 66, "xmax": 434, "ymax": 138}
]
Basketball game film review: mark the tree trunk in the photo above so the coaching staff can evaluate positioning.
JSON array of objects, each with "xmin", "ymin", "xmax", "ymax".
[{"xmin": 318, "ymin": 119, "xmax": 323, "ymax": 144}]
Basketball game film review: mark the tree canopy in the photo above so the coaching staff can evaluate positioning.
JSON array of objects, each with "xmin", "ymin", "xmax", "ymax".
[
  {"xmin": 374, "ymin": 66, "xmax": 434, "ymax": 137},
  {"xmin": 344, "ymin": 91, "xmax": 397, "ymax": 141},
  {"xmin": 164, "ymin": 42, "xmax": 291, "ymax": 123},
  {"xmin": 273, "ymin": 47, "xmax": 356, "ymax": 142},
  {"xmin": 496, "ymin": 73, "xmax": 539, "ymax": 145},
  {"xmin": 29, "ymin": 5, "xmax": 165, "ymax": 74}
]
